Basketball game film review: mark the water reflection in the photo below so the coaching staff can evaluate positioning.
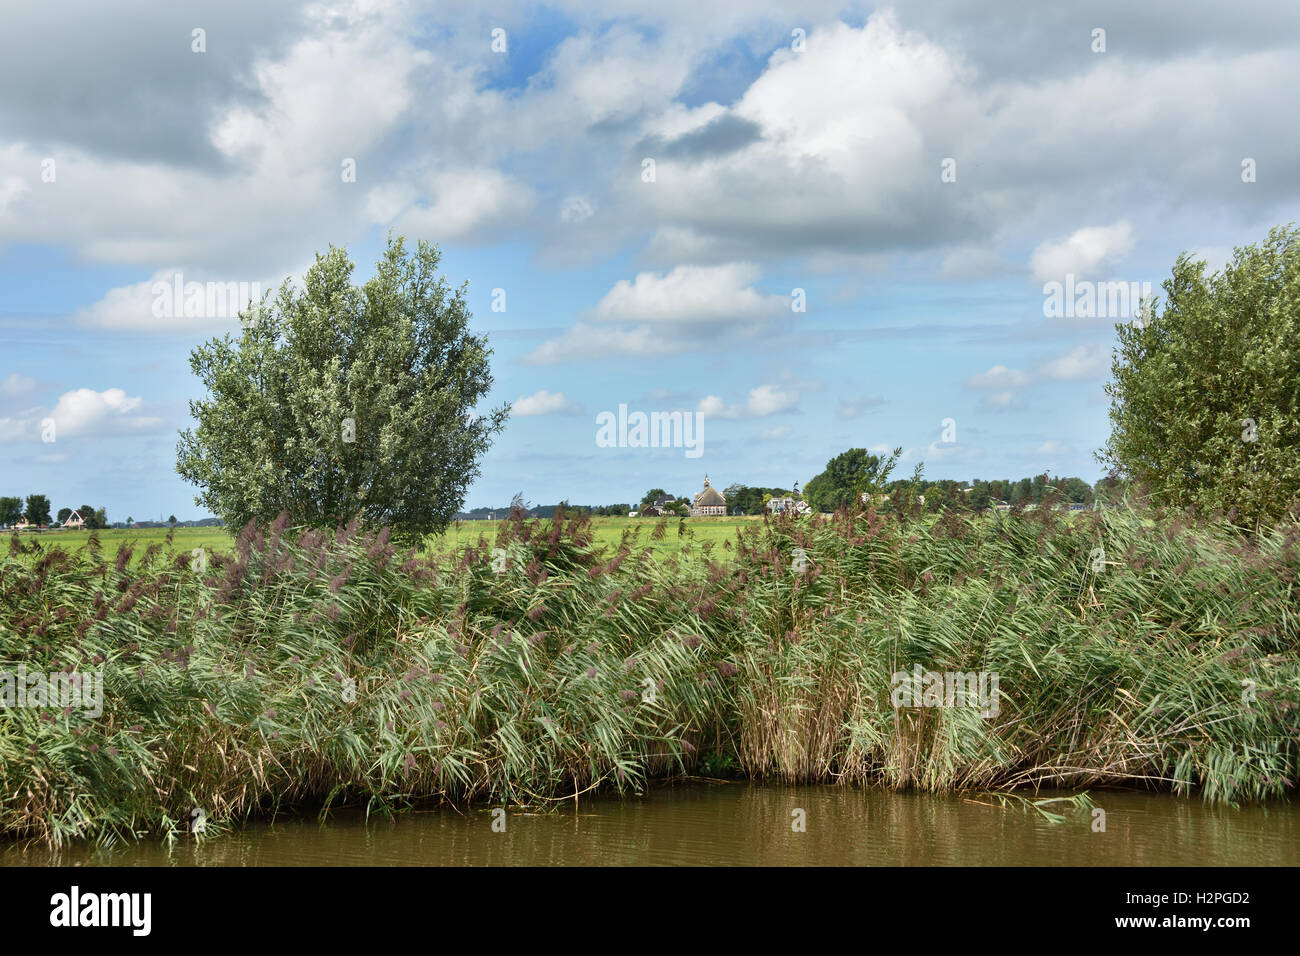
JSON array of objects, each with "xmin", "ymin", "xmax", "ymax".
[{"xmin": 4, "ymin": 783, "xmax": 1296, "ymax": 866}]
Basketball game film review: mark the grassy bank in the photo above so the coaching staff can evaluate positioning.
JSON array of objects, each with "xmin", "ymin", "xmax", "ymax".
[{"xmin": 1, "ymin": 505, "xmax": 1297, "ymax": 846}]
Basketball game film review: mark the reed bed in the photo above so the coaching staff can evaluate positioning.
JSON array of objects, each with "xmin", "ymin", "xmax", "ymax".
[{"xmin": 1, "ymin": 502, "xmax": 1296, "ymax": 846}]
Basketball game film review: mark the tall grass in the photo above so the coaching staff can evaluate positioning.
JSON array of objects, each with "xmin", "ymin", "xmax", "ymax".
[{"xmin": 1, "ymin": 502, "xmax": 1296, "ymax": 847}]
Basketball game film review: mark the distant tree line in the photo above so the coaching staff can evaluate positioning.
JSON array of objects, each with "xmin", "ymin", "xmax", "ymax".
[
  {"xmin": 0, "ymin": 495, "xmax": 108, "ymax": 529},
  {"xmin": 452, "ymin": 469, "xmax": 1120, "ymax": 522},
  {"xmin": 1, "ymin": 494, "xmax": 225, "ymax": 530}
]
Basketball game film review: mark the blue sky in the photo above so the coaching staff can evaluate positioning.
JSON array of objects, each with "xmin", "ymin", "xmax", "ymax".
[{"xmin": 3, "ymin": 0, "xmax": 1300, "ymax": 519}]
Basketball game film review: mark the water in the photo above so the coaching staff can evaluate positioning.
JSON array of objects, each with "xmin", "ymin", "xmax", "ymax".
[{"xmin": 4, "ymin": 783, "xmax": 1296, "ymax": 866}]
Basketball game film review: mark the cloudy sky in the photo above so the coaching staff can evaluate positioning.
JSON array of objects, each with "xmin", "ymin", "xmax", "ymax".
[{"xmin": 3, "ymin": 0, "xmax": 1299, "ymax": 518}]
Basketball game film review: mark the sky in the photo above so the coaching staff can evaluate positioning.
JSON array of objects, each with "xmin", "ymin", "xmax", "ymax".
[{"xmin": 3, "ymin": 0, "xmax": 1300, "ymax": 519}]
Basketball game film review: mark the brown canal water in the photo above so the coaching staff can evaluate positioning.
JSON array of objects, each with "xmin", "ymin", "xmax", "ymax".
[{"xmin": 3, "ymin": 783, "xmax": 1296, "ymax": 866}]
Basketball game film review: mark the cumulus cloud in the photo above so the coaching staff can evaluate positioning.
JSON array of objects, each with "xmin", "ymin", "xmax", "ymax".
[
  {"xmin": 1030, "ymin": 221, "xmax": 1136, "ymax": 282},
  {"xmin": 0, "ymin": 0, "xmax": 451, "ymax": 274},
  {"xmin": 0, "ymin": 387, "xmax": 164, "ymax": 443},
  {"xmin": 964, "ymin": 343, "xmax": 1110, "ymax": 410},
  {"xmin": 70, "ymin": 269, "xmax": 273, "ymax": 332},
  {"xmin": 528, "ymin": 262, "xmax": 790, "ymax": 362},
  {"xmin": 512, "ymin": 389, "xmax": 582, "ymax": 416},
  {"xmin": 628, "ymin": 15, "xmax": 985, "ymax": 261},
  {"xmin": 965, "ymin": 365, "xmax": 1031, "ymax": 389},
  {"xmin": 698, "ymin": 384, "xmax": 798, "ymax": 419},
  {"xmin": 393, "ymin": 168, "xmax": 535, "ymax": 242},
  {"xmin": 1037, "ymin": 343, "xmax": 1111, "ymax": 381},
  {"xmin": 589, "ymin": 263, "xmax": 785, "ymax": 323},
  {"xmin": 50, "ymin": 387, "xmax": 163, "ymax": 437}
]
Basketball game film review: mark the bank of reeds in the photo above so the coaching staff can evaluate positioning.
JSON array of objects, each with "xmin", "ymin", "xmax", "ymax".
[{"xmin": 1, "ymin": 502, "xmax": 1297, "ymax": 846}]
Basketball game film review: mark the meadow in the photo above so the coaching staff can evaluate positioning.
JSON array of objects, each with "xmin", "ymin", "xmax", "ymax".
[
  {"xmin": 2, "ymin": 504, "xmax": 1296, "ymax": 847},
  {"xmin": 22, "ymin": 516, "xmax": 762, "ymax": 566}
]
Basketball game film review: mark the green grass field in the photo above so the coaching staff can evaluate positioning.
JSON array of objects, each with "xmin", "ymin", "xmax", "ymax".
[{"xmin": 13, "ymin": 515, "xmax": 766, "ymax": 565}]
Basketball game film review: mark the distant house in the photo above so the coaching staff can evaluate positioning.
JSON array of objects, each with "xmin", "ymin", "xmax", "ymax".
[
  {"xmin": 640, "ymin": 506, "xmax": 661, "ymax": 517},
  {"xmin": 690, "ymin": 475, "xmax": 727, "ymax": 517},
  {"xmin": 652, "ymin": 495, "xmax": 674, "ymax": 510},
  {"xmin": 769, "ymin": 481, "xmax": 810, "ymax": 515},
  {"xmin": 62, "ymin": 511, "xmax": 87, "ymax": 530},
  {"xmin": 13, "ymin": 516, "xmax": 32, "ymax": 530}
]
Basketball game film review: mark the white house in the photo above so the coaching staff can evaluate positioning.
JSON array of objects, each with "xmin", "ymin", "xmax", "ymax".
[{"xmin": 62, "ymin": 511, "xmax": 87, "ymax": 530}]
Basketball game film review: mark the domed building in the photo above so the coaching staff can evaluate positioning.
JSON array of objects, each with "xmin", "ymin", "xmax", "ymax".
[{"xmin": 690, "ymin": 475, "xmax": 727, "ymax": 517}]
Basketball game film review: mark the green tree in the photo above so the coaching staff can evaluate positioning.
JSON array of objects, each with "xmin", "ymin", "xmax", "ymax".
[
  {"xmin": 1101, "ymin": 226, "xmax": 1300, "ymax": 526},
  {"xmin": 804, "ymin": 447, "xmax": 900, "ymax": 512},
  {"xmin": 93, "ymin": 508, "xmax": 108, "ymax": 529},
  {"xmin": 168, "ymin": 515, "xmax": 178, "ymax": 526},
  {"xmin": 176, "ymin": 238, "xmax": 508, "ymax": 543},
  {"xmin": 0, "ymin": 497, "xmax": 23, "ymax": 526},
  {"xmin": 1062, "ymin": 477, "xmax": 1092, "ymax": 504},
  {"xmin": 57, "ymin": 507, "xmax": 72, "ymax": 523},
  {"xmin": 24, "ymin": 494, "xmax": 51, "ymax": 525}
]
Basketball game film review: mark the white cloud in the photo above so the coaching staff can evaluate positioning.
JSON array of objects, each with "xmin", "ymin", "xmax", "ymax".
[
  {"xmin": 529, "ymin": 262, "xmax": 790, "ymax": 362},
  {"xmin": 394, "ymin": 168, "xmax": 534, "ymax": 242},
  {"xmin": 965, "ymin": 365, "xmax": 1031, "ymax": 389},
  {"xmin": 70, "ymin": 270, "xmax": 272, "ymax": 332},
  {"xmin": 1038, "ymin": 343, "xmax": 1111, "ymax": 381},
  {"xmin": 630, "ymin": 15, "xmax": 979, "ymax": 259},
  {"xmin": 50, "ymin": 387, "xmax": 162, "ymax": 437},
  {"xmin": 512, "ymin": 389, "xmax": 581, "ymax": 416},
  {"xmin": 0, "ymin": 387, "xmax": 163, "ymax": 443},
  {"xmin": 760, "ymin": 426, "xmax": 793, "ymax": 440},
  {"xmin": 698, "ymin": 384, "xmax": 798, "ymax": 420},
  {"xmin": 0, "ymin": 373, "xmax": 37, "ymax": 398},
  {"xmin": 589, "ymin": 263, "xmax": 784, "ymax": 324},
  {"xmin": 522, "ymin": 323, "xmax": 683, "ymax": 365},
  {"xmin": 0, "ymin": 3, "xmax": 441, "ymax": 273},
  {"xmin": 1029, "ymin": 221, "xmax": 1136, "ymax": 282}
]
